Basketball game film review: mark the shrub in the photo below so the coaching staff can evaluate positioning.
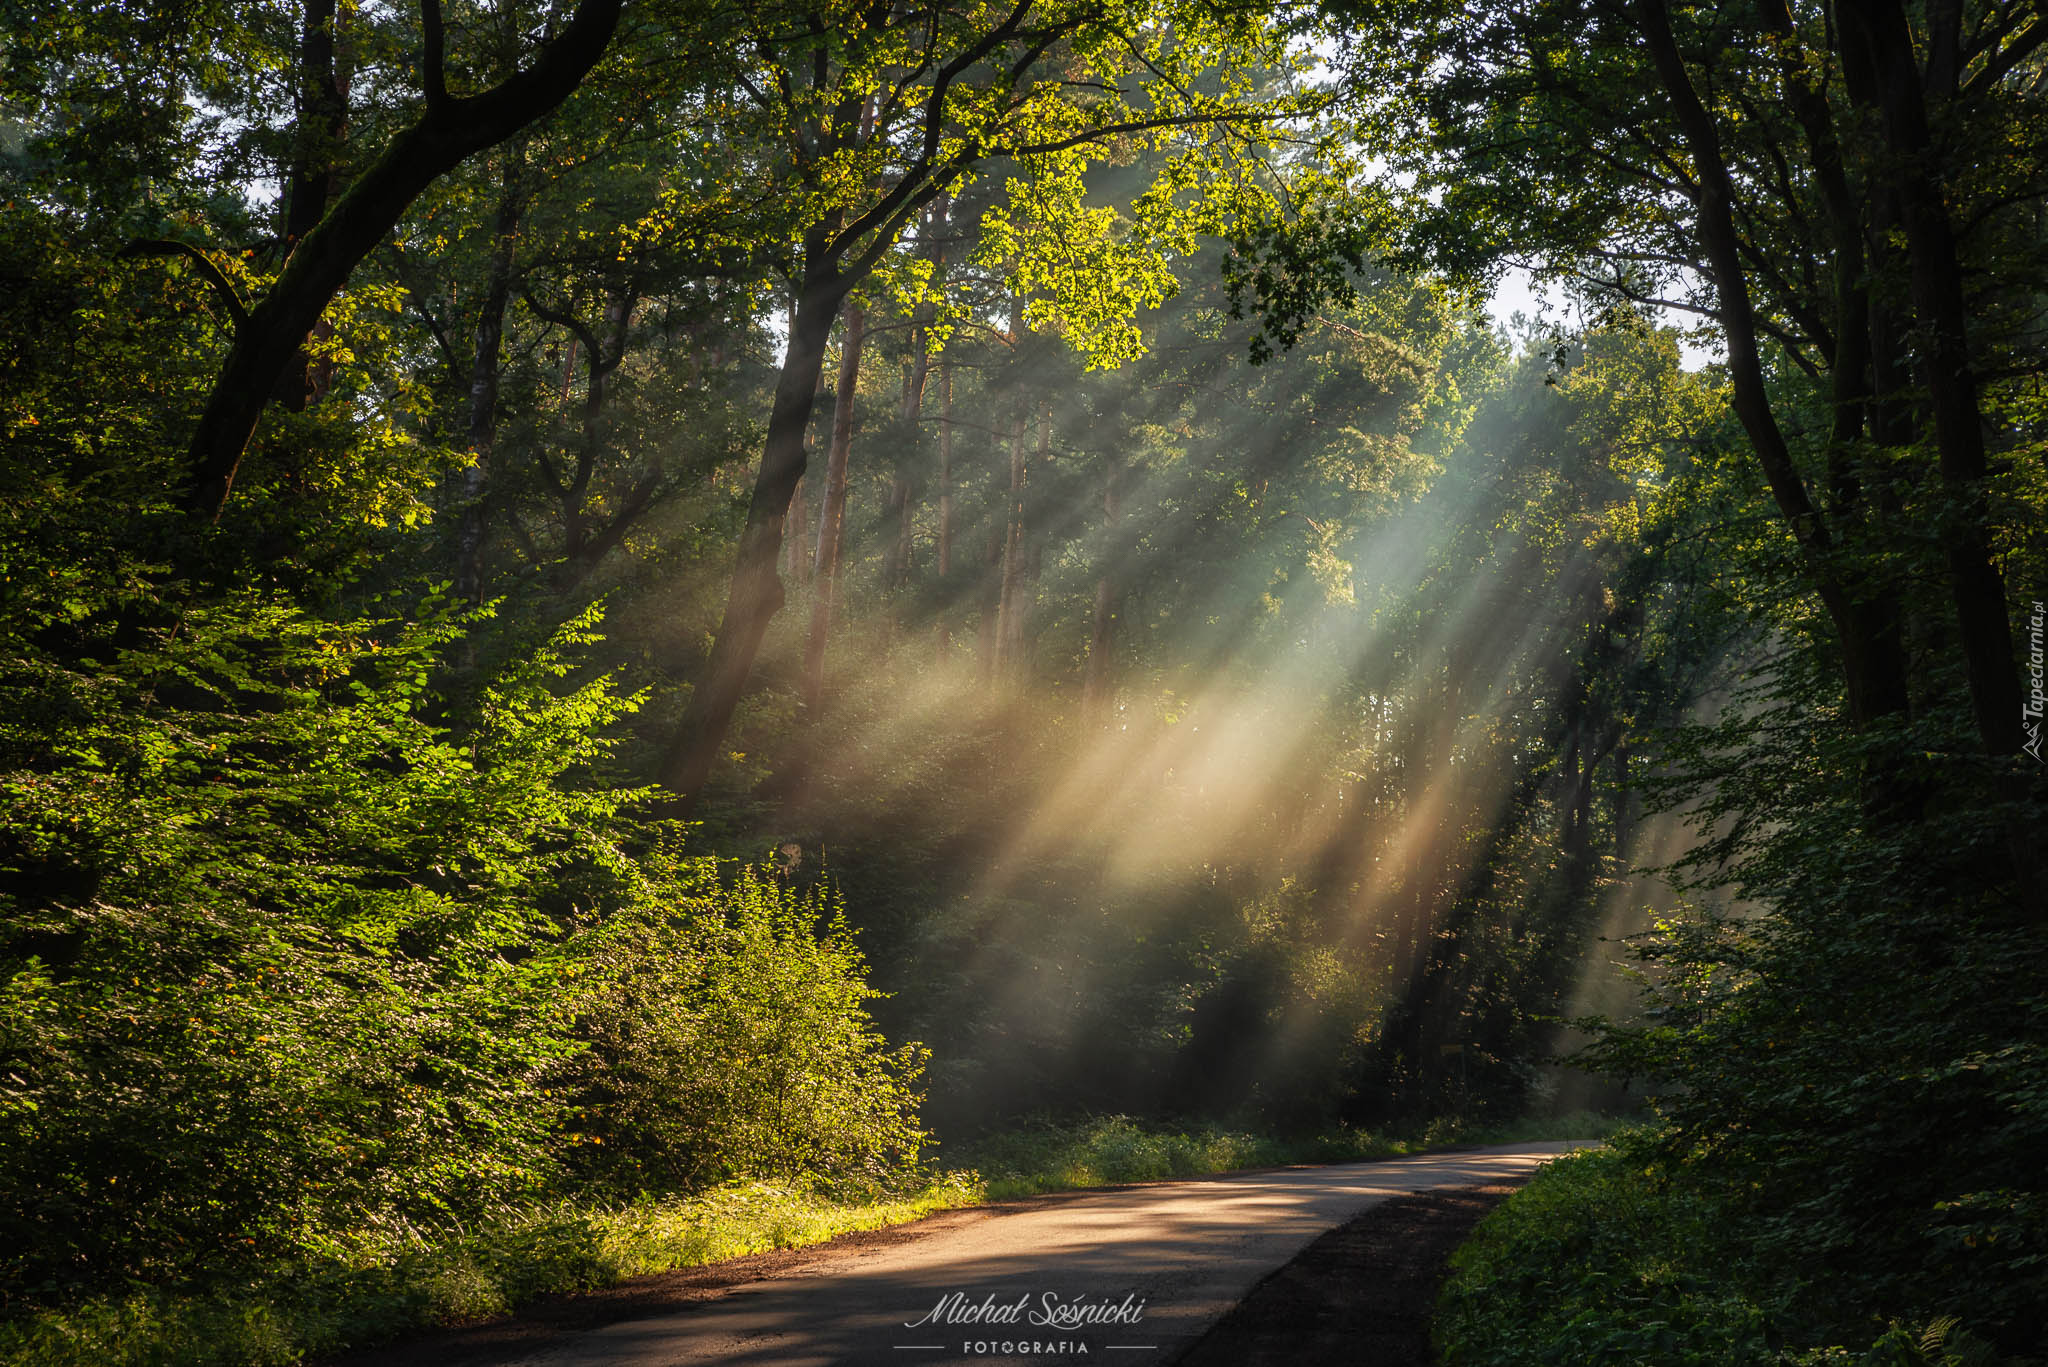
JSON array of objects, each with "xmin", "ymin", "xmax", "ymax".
[
  {"xmin": 0, "ymin": 586, "xmax": 931, "ymax": 1312},
  {"xmin": 0, "ymin": 594, "xmax": 641, "ymax": 1302},
  {"xmin": 563, "ymin": 865, "xmax": 930, "ymax": 1195},
  {"xmin": 1436, "ymin": 1142, "xmax": 1781, "ymax": 1366}
]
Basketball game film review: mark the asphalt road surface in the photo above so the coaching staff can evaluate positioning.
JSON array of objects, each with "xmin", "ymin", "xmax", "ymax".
[{"xmin": 500, "ymin": 1142, "xmax": 1582, "ymax": 1367}]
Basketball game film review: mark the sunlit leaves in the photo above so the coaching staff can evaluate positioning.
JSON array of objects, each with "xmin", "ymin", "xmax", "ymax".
[{"xmin": 614, "ymin": 0, "xmax": 1325, "ymax": 367}]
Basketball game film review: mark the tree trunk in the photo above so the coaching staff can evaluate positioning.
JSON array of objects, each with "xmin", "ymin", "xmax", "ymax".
[
  {"xmin": 1083, "ymin": 451, "xmax": 1121, "ymax": 717},
  {"xmin": 995, "ymin": 410, "xmax": 1036, "ymax": 676},
  {"xmin": 803, "ymin": 299, "xmax": 864, "ymax": 711},
  {"xmin": 277, "ymin": 0, "xmax": 351, "ymax": 413},
  {"xmin": 934, "ymin": 363, "xmax": 954, "ymax": 659},
  {"xmin": 454, "ymin": 149, "xmax": 524, "ymax": 604},
  {"xmin": 784, "ymin": 476, "xmax": 809, "ymax": 583},
  {"xmin": 1839, "ymin": 0, "xmax": 2044, "ymax": 919},
  {"xmin": 183, "ymin": 0, "xmax": 623, "ymax": 519},
  {"xmin": 555, "ymin": 286, "xmax": 637, "ymax": 588},
  {"xmin": 936, "ymin": 364, "xmax": 954, "ymax": 581},
  {"xmin": 783, "ymin": 305, "xmax": 827, "ymax": 588},
  {"xmin": 886, "ymin": 327, "xmax": 930, "ymax": 593},
  {"xmin": 978, "ymin": 529, "xmax": 1002, "ymax": 684},
  {"xmin": 1839, "ymin": 0, "xmax": 2023, "ymax": 757},
  {"xmin": 1635, "ymin": 0, "xmax": 1895, "ymax": 730},
  {"xmin": 658, "ymin": 257, "xmax": 847, "ymax": 811},
  {"xmin": 1761, "ymin": 0, "xmax": 1913, "ymax": 735},
  {"xmin": 895, "ymin": 364, "xmax": 928, "ymax": 588}
]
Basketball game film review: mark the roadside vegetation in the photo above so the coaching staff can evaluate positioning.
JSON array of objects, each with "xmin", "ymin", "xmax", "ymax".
[
  {"xmin": 1436, "ymin": 1135, "xmax": 2020, "ymax": 1367},
  {"xmin": 1, "ymin": 1113, "xmax": 1612, "ymax": 1367}
]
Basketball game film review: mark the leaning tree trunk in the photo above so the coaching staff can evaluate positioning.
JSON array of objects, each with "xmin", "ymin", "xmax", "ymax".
[
  {"xmin": 183, "ymin": 0, "xmax": 623, "ymax": 519},
  {"xmin": 658, "ymin": 255, "xmax": 849, "ymax": 811}
]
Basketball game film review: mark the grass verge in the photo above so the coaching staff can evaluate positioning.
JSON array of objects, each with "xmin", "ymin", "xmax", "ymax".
[
  {"xmin": 954, "ymin": 1110, "xmax": 1614, "ymax": 1199},
  {"xmin": 1, "ymin": 1111, "xmax": 1616, "ymax": 1367}
]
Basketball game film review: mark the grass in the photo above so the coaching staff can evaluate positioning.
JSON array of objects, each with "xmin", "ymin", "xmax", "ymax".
[
  {"xmin": 953, "ymin": 1109, "xmax": 1616, "ymax": 1199},
  {"xmin": 0, "ymin": 1111, "xmax": 1618, "ymax": 1367},
  {"xmin": 0, "ymin": 1179, "xmax": 983, "ymax": 1367}
]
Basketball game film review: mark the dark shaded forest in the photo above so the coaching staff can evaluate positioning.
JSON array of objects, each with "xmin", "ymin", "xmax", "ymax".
[{"xmin": 2, "ymin": 0, "xmax": 2044, "ymax": 1362}]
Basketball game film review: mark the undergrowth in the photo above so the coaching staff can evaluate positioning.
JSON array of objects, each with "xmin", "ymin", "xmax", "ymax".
[
  {"xmin": 2, "ymin": 1111, "xmax": 1613, "ymax": 1366},
  {"xmin": 957, "ymin": 1110, "xmax": 1614, "ymax": 1198},
  {"xmin": 0, "ymin": 1179, "xmax": 980, "ymax": 1367},
  {"xmin": 1433, "ymin": 1135, "xmax": 2023, "ymax": 1367}
]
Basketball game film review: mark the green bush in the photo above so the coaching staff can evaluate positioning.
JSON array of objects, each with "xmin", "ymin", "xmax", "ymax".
[
  {"xmin": 0, "ymin": 585, "xmax": 932, "ymax": 1312},
  {"xmin": 1436, "ymin": 1143, "xmax": 1781, "ymax": 1366},
  {"xmin": 564, "ymin": 866, "xmax": 930, "ymax": 1194},
  {"xmin": 0, "ymin": 594, "xmax": 640, "ymax": 1300}
]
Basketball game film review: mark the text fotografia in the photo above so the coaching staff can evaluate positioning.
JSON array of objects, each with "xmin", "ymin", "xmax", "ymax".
[
  {"xmin": 953, "ymin": 1341, "xmax": 1092, "ymax": 1357},
  {"xmin": 2026, "ymin": 600, "xmax": 2045, "ymax": 763},
  {"xmin": 906, "ymin": 1291, "xmax": 1146, "ymax": 1331}
]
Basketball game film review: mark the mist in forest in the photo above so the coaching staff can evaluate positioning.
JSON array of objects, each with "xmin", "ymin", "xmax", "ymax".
[{"xmin": 580, "ymin": 251, "xmax": 1730, "ymax": 1135}]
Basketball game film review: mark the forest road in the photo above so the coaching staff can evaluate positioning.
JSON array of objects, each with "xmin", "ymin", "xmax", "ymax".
[{"xmin": 502, "ymin": 1142, "xmax": 1581, "ymax": 1367}]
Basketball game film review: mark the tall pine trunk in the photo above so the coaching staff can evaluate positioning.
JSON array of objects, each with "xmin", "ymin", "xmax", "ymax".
[
  {"xmin": 888, "ymin": 328, "xmax": 930, "ymax": 593},
  {"xmin": 1083, "ymin": 451, "xmax": 1121, "ymax": 717},
  {"xmin": 934, "ymin": 364, "xmax": 955, "ymax": 659},
  {"xmin": 454, "ymin": 148, "xmax": 523, "ymax": 605},
  {"xmin": 995, "ymin": 410, "xmax": 1036, "ymax": 677}
]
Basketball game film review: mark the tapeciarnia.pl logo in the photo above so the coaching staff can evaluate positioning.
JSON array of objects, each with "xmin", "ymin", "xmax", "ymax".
[{"xmin": 2026, "ymin": 600, "xmax": 2045, "ymax": 763}]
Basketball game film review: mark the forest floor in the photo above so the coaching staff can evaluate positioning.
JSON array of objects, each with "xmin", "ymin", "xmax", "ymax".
[{"xmin": 325, "ymin": 1146, "xmax": 1567, "ymax": 1367}]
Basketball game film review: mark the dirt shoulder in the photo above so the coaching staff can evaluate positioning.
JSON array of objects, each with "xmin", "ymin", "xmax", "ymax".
[{"xmin": 1169, "ymin": 1182, "xmax": 1519, "ymax": 1367}]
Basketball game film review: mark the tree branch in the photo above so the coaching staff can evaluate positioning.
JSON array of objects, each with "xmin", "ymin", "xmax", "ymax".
[
  {"xmin": 119, "ymin": 240, "xmax": 249, "ymax": 331},
  {"xmin": 183, "ymin": 0, "xmax": 625, "ymax": 518}
]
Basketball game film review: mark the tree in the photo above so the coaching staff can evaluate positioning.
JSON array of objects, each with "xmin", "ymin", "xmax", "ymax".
[
  {"xmin": 652, "ymin": 0, "xmax": 1323, "ymax": 811},
  {"xmin": 182, "ymin": 0, "xmax": 628, "ymax": 520},
  {"xmin": 1321, "ymin": 0, "xmax": 2047, "ymax": 895}
]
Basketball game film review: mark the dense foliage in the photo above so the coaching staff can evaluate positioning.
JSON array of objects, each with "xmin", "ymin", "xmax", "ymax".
[
  {"xmin": 1436, "ymin": 1139, "xmax": 2013, "ymax": 1366},
  {"xmin": 1315, "ymin": 0, "xmax": 2048, "ymax": 1356}
]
